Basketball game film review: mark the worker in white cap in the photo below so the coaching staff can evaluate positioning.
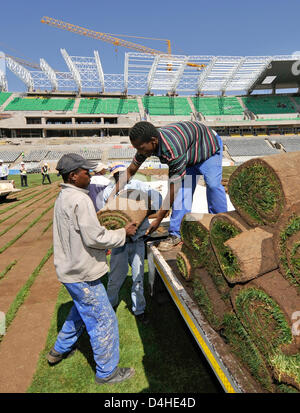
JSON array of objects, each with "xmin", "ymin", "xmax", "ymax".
[
  {"xmin": 41, "ymin": 162, "xmax": 51, "ymax": 185},
  {"xmin": 0, "ymin": 159, "xmax": 9, "ymax": 180},
  {"xmin": 88, "ymin": 162, "xmax": 110, "ymax": 211}
]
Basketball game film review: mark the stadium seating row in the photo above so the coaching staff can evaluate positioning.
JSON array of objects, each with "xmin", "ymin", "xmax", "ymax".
[{"xmin": 1, "ymin": 94, "xmax": 300, "ymax": 118}]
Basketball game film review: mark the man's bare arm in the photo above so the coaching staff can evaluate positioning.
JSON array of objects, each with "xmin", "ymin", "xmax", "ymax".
[{"xmin": 145, "ymin": 179, "xmax": 181, "ymax": 235}]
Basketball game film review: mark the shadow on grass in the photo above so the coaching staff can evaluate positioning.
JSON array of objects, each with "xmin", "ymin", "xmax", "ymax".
[{"xmin": 112, "ymin": 267, "xmax": 223, "ymax": 393}]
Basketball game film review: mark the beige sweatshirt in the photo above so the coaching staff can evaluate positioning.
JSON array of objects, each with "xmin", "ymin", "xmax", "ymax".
[{"xmin": 53, "ymin": 183, "xmax": 126, "ymax": 283}]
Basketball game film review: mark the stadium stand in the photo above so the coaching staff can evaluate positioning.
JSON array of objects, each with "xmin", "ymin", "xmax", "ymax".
[
  {"xmin": 4, "ymin": 97, "xmax": 75, "ymax": 111},
  {"xmin": 0, "ymin": 150, "xmax": 22, "ymax": 162},
  {"xmin": 45, "ymin": 149, "xmax": 102, "ymax": 161},
  {"xmin": 108, "ymin": 147, "xmax": 136, "ymax": 159},
  {"xmin": 0, "ymin": 92, "xmax": 12, "ymax": 107},
  {"xmin": 241, "ymin": 95, "xmax": 298, "ymax": 118},
  {"xmin": 22, "ymin": 150, "xmax": 49, "ymax": 162},
  {"xmin": 268, "ymin": 136, "xmax": 300, "ymax": 152},
  {"xmin": 142, "ymin": 96, "xmax": 192, "ymax": 116},
  {"xmin": 191, "ymin": 97, "xmax": 244, "ymax": 117},
  {"xmin": 224, "ymin": 137, "xmax": 280, "ymax": 164},
  {"xmin": 77, "ymin": 98, "xmax": 139, "ymax": 114}
]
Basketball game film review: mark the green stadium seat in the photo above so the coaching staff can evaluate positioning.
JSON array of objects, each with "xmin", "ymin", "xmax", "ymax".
[
  {"xmin": 77, "ymin": 98, "xmax": 139, "ymax": 114},
  {"xmin": 4, "ymin": 97, "xmax": 75, "ymax": 111},
  {"xmin": 191, "ymin": 97, "xmax": 244, "ymax": 116},
  {"xmin": 142, "ymin": 96, "xmax": 192, "ymax": 116},
  {"xmin": 0, "ymin": 92, "xmax": 12, "ymax": 107},
  {"xmin": 241, "ymin": 95, "xmax": 297, "ymax": 115}
]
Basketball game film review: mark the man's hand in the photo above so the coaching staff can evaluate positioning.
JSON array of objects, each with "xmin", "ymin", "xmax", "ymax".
[
  {"xmin": 145, "ymin": 218, "xmax": 162, "ymax": 236},
  {"xmin": 124, "ymin": 222, "xmax": 137, "ymax": 237}
]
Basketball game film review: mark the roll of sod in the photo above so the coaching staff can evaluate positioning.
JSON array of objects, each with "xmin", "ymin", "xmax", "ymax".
[
  {"xmin": 180, "ymin": 212, "xmax": 230, "ymax": 297},
  {"xmin": 228, "ymin": 152, "xmax": 300, "ymax": 227},
  {"xmin": 231, "ymin": 270, "xmax": 300, "ymax": 390},
  {"xmin": 223, "ymin": 227, "xmax": 277, "ymax": 283},
  {"xmin": 180, "ymin": 213, "xmax": 213, "ymax": 253},
  {"xmin": 176, "ymin": 244, "xmax": 204, "ymax": 281},
  {"xmin": 210, "ymin": 211, "xmax": 250, "ymax": 282},
  {"xmin": 97, "ymin": 190, "xmax": 150, "ymax": 230},
  {"xmin": 222, "ymin": 313, "xmax": 274, "ymax": 392},
  {"xmin": 192, "ymin": 269, "xmax": 232, "ymax": 331},
  {"xmin": 273, "ymin": 201, "xmax": 300, "ymax": 291}
]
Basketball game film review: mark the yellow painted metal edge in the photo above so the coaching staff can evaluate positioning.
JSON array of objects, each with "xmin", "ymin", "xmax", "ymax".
[{"xmin": 154, "ymin": 257, "xmax": 236, "ymax": 393}]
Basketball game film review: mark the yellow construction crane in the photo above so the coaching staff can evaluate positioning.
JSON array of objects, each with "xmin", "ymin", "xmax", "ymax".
[{"xmin": 40, "ymin": 16, "xmax": 205, "ymax": 69}]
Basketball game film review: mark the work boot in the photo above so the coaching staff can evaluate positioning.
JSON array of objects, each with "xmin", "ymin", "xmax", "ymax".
[
  {"xmin": 157, "ymin": 235, "xmax": 182, "ymax": 251},
  {"xmin": 95, "ymin": 367, "xmax": 135, "ymax": 385},
  {"xmin": 47, "ymin": 346, "xmax": 77, "ymax": 365}
]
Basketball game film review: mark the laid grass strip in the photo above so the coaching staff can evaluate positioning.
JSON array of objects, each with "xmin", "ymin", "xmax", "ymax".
[
  {"xmin": 0, "ymin": 188, "xmax": 50, "ymax": 216},
  {"xmin": 0, "ymin": 203, "xmax": 54, "ymax": 254},
  {"xmin": 0, "ymin": 246, "xmax": 53, "ymax": 341},
  {"xmin": 0, "ymin": 210, "xmax": 34, "ymax": 237},
  {"xmin": 0, "ymin": 260, "xmax": 17, "ymax": 281}
]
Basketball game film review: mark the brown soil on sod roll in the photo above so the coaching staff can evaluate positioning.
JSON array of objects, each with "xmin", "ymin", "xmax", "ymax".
[
  {"xmin": 192, "ymin": 268, "xmax": 233, "ymax": 331},
  {"xmin": 228, "ymin": 152, "xmax": 300, "ymax": 227},
  {"xmin": 97, "ymin": 189, "xmax": 150, "ymax": 229},
  {"xmin": 231, "ymin": 270, "xmax": 300, "ymax": 357},
  {"xmin": 273, "ymin": 201, "xmax": 300, "ymax": 291},
  {"xmin": 223, "ymin": 227, "xmax": 278, "ymax": 283},
  {"xmin": 176, "ymin": 250, "xmax": 193, "ymax": 281},
  {"xmin": 209, "ymin": 211, "xmax": 251, "ymax": 282}
]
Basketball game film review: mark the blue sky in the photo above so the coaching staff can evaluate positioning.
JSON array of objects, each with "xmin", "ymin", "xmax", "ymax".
[{"xmin": 1, "ymin": 0, "xmax": 300, "ymax": 91}]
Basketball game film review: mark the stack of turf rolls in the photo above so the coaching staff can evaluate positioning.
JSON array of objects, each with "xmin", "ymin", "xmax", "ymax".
[
  {"xmin": 176, "ymin": 213, "xmax": 232, "ymax": 331},
  {"xmin": 176, "ymin": 152, "xmax": 300, "ymax": 392},
  {"xmin": 97, "ymin": 189, "xmax": 150, "ymax": 230}
]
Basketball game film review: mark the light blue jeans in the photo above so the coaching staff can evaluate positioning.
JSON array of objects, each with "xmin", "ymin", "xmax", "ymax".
[
  {"xmin": 169, "ymin": 135, "xmax": 228, "ymax": 238},
  {"xmin": 53, "ymin": 278, "xmax": 119, "ymax": 379},
  {"xmin": 107, "ymin": 239, "xmax": 146, "ymax": 316}
]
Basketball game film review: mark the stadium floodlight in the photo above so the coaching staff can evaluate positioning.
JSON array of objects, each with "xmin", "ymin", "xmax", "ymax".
[
  {"xmin": 5, "ymin": 56, "xmax": 34, "ymax": 91},
  {"xmin": 61, "ymin": 48, "xmax": 82, "ymax": 93}
]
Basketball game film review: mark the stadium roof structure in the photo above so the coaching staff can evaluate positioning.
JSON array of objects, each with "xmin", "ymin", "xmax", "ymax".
[{"xmin": 1, "ymin": 50, "xmax": 300, "ymax": 95}]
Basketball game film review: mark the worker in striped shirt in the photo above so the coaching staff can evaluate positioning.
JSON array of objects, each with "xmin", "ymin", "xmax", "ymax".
[{"xmin": 109, "ymin": 121, "xmax": 227, "ymax": 251}]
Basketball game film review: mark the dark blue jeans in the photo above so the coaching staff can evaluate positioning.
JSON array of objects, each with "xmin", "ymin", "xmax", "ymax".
[{"xmin": 169, "ymin": 135, "xmax": 228, "ymax": 238}]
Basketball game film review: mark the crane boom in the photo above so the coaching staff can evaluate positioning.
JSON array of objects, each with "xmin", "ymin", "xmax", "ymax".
[
  {"xmin": 0, "ymin": 54, "xmax": 40, "ymax": 70},
  {"xmin": 40, "ymin": 16, "xmax": 205, "ymax": 69}
]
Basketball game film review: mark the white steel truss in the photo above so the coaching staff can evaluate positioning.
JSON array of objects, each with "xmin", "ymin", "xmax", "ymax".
[
  {"xmin": 0, "ymin": 69, "xmax": 7, "ymax": 92},
  {"xmin": 40, "ymin": 58, "xmax": 58, "ymax": 91},
  {"xmin": 3, "ymin": 50, "xmax": 300, "ymax": 94},
  {"xmin": 61, "ymin": 48, "xmax": 82, "ymax": 93},
  {"xmin": 6, "ymin": 56, "xmax": 35, "ymax": 91}
]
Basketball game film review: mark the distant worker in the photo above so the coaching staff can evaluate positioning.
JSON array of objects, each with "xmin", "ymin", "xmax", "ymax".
[
  {"xmin": 20, "ymin": 162, "xmax": 28, "ymax": 187},
  {"xmin": 103, "ymin": 163, "xmax": 162, "ymax": 324},
  {"xmin": 88, "ymin": 162, "xmax": 110, "ymax": 212},
  {"xmin": 48, "ymin": 153, "xmax": 137, "ymax": 385},
  {"xmin": 108, "ymin": 121, "xmax": 227, "ymax": 251},
  {"xmin": 41, "ymin": 162, "xmax": 51, "ymax": 184},
  {"xmin": 0, "ymin": 159, "xmax": 9, "ymax": 180}
]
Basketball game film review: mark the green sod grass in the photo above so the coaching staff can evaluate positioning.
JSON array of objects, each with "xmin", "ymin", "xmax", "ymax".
[{"xmin": 28, "ymin": 260, "xmax": 222, "ymax": 393}]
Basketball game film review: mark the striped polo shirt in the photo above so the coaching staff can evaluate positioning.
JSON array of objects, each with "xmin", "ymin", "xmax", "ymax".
[{"xmin": 133, "ymin": 121, "xmax": 220, "ymax": 180}]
